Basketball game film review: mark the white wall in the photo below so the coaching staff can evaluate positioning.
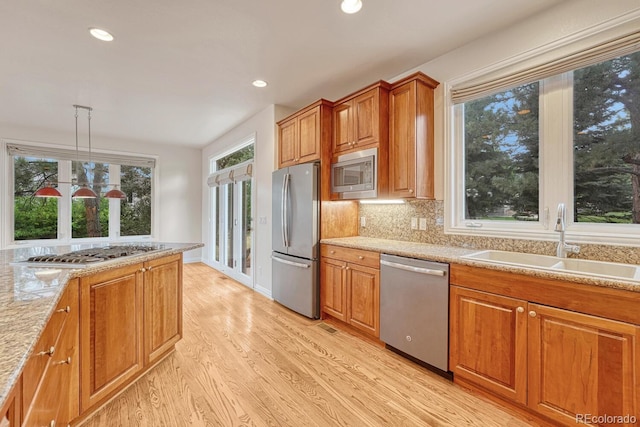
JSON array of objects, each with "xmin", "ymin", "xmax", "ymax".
[
  {"xmin": 201, "ymin": 104, "xmax": 294, "ymax": 297},
  {"xmin": 391, "ymin": 0, "xmax": 640, "ymax": 200},
  {"xmin": 0, "ymin": 123, "xmax": 203, "ymax": 261}
]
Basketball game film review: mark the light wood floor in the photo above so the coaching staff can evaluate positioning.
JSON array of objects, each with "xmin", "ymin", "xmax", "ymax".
[{"xmin": 81, "ymin": 263, "xmax": 537, "ymax": 427}]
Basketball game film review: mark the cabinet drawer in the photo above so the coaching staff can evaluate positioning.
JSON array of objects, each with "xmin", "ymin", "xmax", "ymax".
[
  {"xmin": 321, "ymin": 245, "xmax": 380, "ymax": 269},
  {"xmin": 22, "ymin": 288, "xmax": 72, "ymax": 408}
]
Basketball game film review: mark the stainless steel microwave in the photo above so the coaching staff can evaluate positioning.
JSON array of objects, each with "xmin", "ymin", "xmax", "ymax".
[{"xmin": 331, "ymin": 147, "xmax": 377, "ymax": 199}]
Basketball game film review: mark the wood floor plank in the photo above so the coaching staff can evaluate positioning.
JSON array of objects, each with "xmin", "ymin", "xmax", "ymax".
[{"xmin": 79, "ymin": 263, "xmax": 537, "ymax": 427}]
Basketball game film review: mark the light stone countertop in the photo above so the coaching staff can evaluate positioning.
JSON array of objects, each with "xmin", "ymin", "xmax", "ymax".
[
  {"xmin": 0, "ymin": 242, "xmax": 203, "ymax": 409},
  {"xmin": 321, "ymin": 236, "xmax": 640, "ymax": 293}
]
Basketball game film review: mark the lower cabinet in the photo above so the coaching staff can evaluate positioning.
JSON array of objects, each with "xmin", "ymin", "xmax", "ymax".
[
  {"xmin": 450, "ymin": 284, "xmax": 640, "ymax": 426},
  {"xmin": 320, "ymin": 245, "xmax": 380, "ymax": 338},
  {"xmin": 21, "ymin": 278, "xmax": 79, "ymax": 427},
  {"xmin": 80, "ymin": 263, "xmax": 144, "ymax": 412},
  {"xmin": 0, "ymin": 381, "xmax": 20, "ymax": 427}
]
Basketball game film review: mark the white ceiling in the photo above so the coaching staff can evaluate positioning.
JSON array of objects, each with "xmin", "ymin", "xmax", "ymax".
[{"xmin": 0, "ymin": 0, "xmax": 564, "ymax": 148}]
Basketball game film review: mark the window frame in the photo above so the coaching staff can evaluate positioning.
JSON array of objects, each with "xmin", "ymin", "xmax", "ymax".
[
  {"xmin": 446, "ymin": 51, "xmax": 640, "ymax": 246},
  {"xmin": 3, "ymin": 138, "xmax": 158, "ymax": 247}
]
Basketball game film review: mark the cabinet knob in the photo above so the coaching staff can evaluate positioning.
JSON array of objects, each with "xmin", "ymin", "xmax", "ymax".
[
  {"xmin": 330, "ymin": 250, "xmax": 335, "ymax": 254},
  {"xmin": 408, "ymin": 189, "xmax": 414, "ymax": 193},
  {"xmin": 55, "ymin": 357, "xmax": 71, "ymax": 365},
  {"xmin": 529, "ymin": 311, "xmax": 537, "ymax": 318},
  {"xmin": 358, "ymin": 256, "xmax": 364, "ymax": 260},
  {"xmin": 147, "ymin": 266, "xmax": 153, "ymax": 271},
  {"xmin": 50, "ymin": 420, "xmax": 56, "ymax": 427},
  {"xmin": 56, "ymin": 306, "xmax": 70, "ymax": 313},
  {"xmin": 140, "ymin": 267, "xmax": 147, "ymax": 273},
  {"xmin": 516, "ymin": 307, "xmax": 524, "ymax": 313},
  {"xmin": 38, "ymin": 346, "xmax": 55, "ymax": 357},
  {"xmin": 345, "ymin": 266, "xmax": 350, "ymax": 270}
]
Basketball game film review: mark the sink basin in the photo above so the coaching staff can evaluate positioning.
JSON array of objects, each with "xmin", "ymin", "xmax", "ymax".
[{"xmin": 461, "ymin": 250, "xmax": 640, "ymax": 282}]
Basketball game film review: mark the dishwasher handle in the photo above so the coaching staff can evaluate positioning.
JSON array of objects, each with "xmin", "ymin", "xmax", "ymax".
[{"xmin": 380, "ymin": 259, "xmax": 446, "ymax": 277}]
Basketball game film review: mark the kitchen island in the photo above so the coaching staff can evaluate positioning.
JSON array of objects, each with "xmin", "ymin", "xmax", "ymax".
[{"xmin": 0, "ymin": 242, "xmax": 202, "ymax": 426}]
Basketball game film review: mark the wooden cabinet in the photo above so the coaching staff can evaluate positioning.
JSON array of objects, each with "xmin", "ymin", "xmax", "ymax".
[
  {"xmin": 528, "ymin": 304, "xmax": 639, "ymax": 426},
  {"xmin": 332, "ymin": 83, "xmax": 389, "ymax": 155},
  {"xmin": 0, "ymin": 381, "xmax": 20, "ymax": 427},
  {"xmin": 277, "ymin": 99, "xmax": 332, "ymax": 169},
  {"xmin": 80, "ymin": 263, "xmax": 144, "ymax": 412},
  {"xmin": 144, "ymin": 254, "xmax": 183, "ymax": 365},
  {"xmin": 450, "ymin": 286, "xmax": 527, "ymax": 404},
  {"xmin": 450, "ymin": 266, "xmax": 640, "ymax": 426},
  {"xmin": 389, "ymin": 72, "xmax": 439, "ymax": 198},
  {"xmin": 22, "ymin": 278, "xmax": 79, "ymax": 427},
  {"xmin": 320, "ymin": 245, "xmax": 380, "ymax": 337}
]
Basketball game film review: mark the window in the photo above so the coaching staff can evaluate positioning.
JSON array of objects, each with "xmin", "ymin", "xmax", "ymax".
[
  {"xmin": 7, "ymin": 142, "xmax": 155, "ymax": 244},
  {"xmin": 449, "ymin": 42, "xmax": 640, "ymax": 244}
]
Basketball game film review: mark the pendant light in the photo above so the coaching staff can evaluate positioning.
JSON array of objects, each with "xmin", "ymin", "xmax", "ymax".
[
  {"xmin": 105, "ymin": 185, "xmax": 126, "ymax": 199},
  {"xmin": 72, "ymin": 105, "xmax": 98, "ymax": 199},
  {"xmin": 34, "ymin": 182, "xmax": 62, "ymax": 198}
]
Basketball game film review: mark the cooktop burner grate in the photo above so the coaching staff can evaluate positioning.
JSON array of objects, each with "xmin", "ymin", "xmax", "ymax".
[{"xmin": 25, "ymin": 245, "xmax": 162, "ymax": 265}]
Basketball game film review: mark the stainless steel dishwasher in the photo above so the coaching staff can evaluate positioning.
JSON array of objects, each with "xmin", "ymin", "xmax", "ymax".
[{"xmin": 380, "ymin": 254, "xmax": 450, "ymax": 373}]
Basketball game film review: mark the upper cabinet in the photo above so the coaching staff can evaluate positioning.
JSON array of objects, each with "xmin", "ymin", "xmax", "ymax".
[
  {"xmin": 332, "ymin": 82, "xmax": 390, "ymax": 155},
  {"xmin": 389, "ymin": 72, "xmax": 439, "ymax": 199},
  {"xmin": 277, "ymin": 99, "xmax": 333, "ymax": 169}
]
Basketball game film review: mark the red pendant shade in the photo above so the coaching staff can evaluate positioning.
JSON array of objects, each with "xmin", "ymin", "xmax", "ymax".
[
  {"xmin": 72, "ymin": 185, "xmax": 98, "ymax": 198},
  {"xmin": 105, "ymin": 187, "xmax": 126, "ymax": 199},
  {"xmin": 34, "ymin": 185, "xmax": 62, "ymax": 198}
]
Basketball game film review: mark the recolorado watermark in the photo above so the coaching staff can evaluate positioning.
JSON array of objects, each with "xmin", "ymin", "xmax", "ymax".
[{"xmin": 576, "ymin": 414, "xmax": 637, "ymax": 424}]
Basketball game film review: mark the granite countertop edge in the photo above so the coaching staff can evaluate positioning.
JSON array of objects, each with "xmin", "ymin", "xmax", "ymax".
[
  {"xmin": 321, "ymin": 236, "xmax": 640, "ymax": 293},
  {"xmin": 0, "ymin": 242, "xmax": 203, "ymax": 409}
]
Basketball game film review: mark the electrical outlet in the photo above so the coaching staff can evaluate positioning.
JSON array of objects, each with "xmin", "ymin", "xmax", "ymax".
[
  {"xmin": 419, "ymin": 218, "xmax": 427, "ymax": 230},
  {"xmin": 411, "ymin": 217, "xmax": 418, "ymax": 230},
  {"xmin": 360, "ymin": 216, "xmax": 366, "ymax": 227}
]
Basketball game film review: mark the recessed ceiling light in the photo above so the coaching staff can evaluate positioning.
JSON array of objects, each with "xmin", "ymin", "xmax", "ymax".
[
  {"xmin": 252, "ymin": 80, "xmax": 268, "ymax": 88},
  {"xmin": 341, "ymin": 0, "xmax": 362, "ymax": 14},
  {"xmin": 89, "ymin": 28, "xmax": 114, "ymax": 42}
]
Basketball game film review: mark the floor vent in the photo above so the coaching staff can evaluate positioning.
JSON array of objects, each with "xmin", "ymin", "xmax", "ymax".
[{"xmin": 318, "ymin": 323, "xmax": 337, "ymax": 334}]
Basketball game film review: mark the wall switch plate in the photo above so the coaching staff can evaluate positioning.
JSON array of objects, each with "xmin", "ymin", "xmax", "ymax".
[
  {"xmin": 360, "ymin": 216, "xmax": 366, "ymax": 227},
  {"xmin": 411, "ymin": 217, "xmax": 418, "ymax": 230},
  {"xmin": 419, "ymin": 218, "xmax": 427, "ymax": 230}
]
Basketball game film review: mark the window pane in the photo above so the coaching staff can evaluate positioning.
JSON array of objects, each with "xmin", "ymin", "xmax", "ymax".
[
  {"xmin": 72, "ymin": 161, "xmax": 109, "ymax": 238},
  {"xmin": 242, "ymin": 180, "xmax": 252, "ymax": 276},
  {"xmin": 225, "ymin": 183, "xmax": 234, "ymax": 269},
  {"xmin": 120, "ymin": 165, "xmax": 152, "ymax": 236},
  {"xmin": 13, "ymin": 157, "xmax": 58, "ymax": 240},
  {"xmin": 464, "ymin": 82, "xmax": 540, "ymax": 221},
  {"xmin": 573, "ymin": 52, "xmax": 640, "ymax": 224},
  {"xmin": 215, "ymin": 144, "xmax": 254, "ymax": 170}
]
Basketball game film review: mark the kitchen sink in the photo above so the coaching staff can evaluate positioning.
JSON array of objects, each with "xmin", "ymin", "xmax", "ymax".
[{"xmin": 461, "ymin": 250, "xmax": 640, "ymax": 282}]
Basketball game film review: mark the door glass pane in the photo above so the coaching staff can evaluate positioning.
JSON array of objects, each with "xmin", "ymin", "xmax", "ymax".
[
  {"xmin": 120, "ymin": 166, "xmax": 152, "ymax": 236},
  {"xmin": 573, "ymin": 52, "xmax": 639, "ymax": 223},
  {"xmin": 214, "ymin": 187, "xmax": 222, "ymax": 263},
  {"xmin": 464, "ymin": 82, "xmax": 540, "ymax": 221},
  {"xmin": 72, "ymin": 161, "xmax": 109, "ymax": 238},
  {"xmin": 226, "ymin": 183, "xmax": 234, "ymax": 269},
  {"xmin": 13, "ymin": 157, "xmax": 59, "ymax": 240},
  {"xmin": 242, "ymin": 180, "xmax": 252, "ymax": 276}
]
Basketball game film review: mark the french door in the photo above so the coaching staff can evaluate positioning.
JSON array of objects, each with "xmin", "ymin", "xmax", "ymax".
[{"xmin": 212, "ymin": 178, "xmax": 253, "ymax": 287}]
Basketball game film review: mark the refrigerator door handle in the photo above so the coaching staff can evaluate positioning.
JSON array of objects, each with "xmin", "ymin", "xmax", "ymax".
[
  {"xmin": 281, "ymin": 173, "xmax": 288, "ymax": 247},
  {"xmin": 272, "ymin": 256, "xmax": 310, "ymax": 269},
  {"xmin": 284, "ymin": 173, "xmax": 291, "ymax": 247}
]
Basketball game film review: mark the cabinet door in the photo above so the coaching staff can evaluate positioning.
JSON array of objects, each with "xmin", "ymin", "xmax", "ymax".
[
  {"xmin": 346, "ymin": 263, "xmax": 380, "ymax": 337},
  {"xmin": 278, "ymin": 117, "xmax": 298, "ymax": 168},
  {"xmin": 321, "ymin": 257, "xmax": 347, "ymax": 321},
  {"xmin": 333, "ymin": 101, "xmax": 353, "ymax": 154},
  {"xmin": 450, "ymin": 286, "xmax": 527, "ymax": 404},
  {"xmin": 144, "ymin": 255, "xmax": 183, "ymax": 365},
  {"xmin": 528, "ymin": 304, "xmax": 639, "ymax": 425},
  {"xmin": 297, "ymin": 106, "xmax": 321, "ymax": 164},
  {"xmin": 80, "ymin": 264, "xmax": 144, "ymax": 411},
  {"xmin": 352, "ymin": 89, "xmax": 379, "ymax": 149},
  {"xmin": 389, "ymin": 81, "xmax": 417, "ymax": 197},
  {"xmin": 0, "ymin": 381, "xmax": 21, "ymax": 427}
]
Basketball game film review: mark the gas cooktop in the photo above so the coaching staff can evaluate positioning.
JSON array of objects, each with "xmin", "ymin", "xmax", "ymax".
[{"xmin": 16, "ymin": 245, "xmax": 164, "ymax": 268}]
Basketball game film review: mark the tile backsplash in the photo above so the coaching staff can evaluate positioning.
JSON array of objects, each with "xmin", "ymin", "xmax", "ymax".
[{"xmin": 358, "ymin": 199, "xmax": 640, "ymax": 264}]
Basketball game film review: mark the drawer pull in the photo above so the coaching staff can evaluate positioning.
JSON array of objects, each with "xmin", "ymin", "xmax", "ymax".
[
  {"xmin": 140, "ymin": 267, "xmax": 147, "ymax": 273},
  {"xmin": 516, "ymin": 307, "xmax": 524, "ymax": 313},
  {"xmin": 56, "ymin": 306, "xmax": 70, "ymax": 313},
  {"xmin": 147, "ymin": 266, "xmax": 153, "ymax": 271},
  {"xmin": 529, "ymin": 311, "xmax": 537, "ymax": 318},
  {"xmin": 38, "ymin": 346, "xmax": 55, "ymax": 357},
  {"xmin": 55, "ymin": 357, "xmax": 71, "ymax": 365},
  {"xmin": 358, "ymin": 256, "xmax": 364, "ymax": 260}
]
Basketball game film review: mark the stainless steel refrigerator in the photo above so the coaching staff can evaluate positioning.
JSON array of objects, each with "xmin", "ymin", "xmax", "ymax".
[{"xmin": 272, "ymin": 162, "xmax": 319, "ymax": 319}]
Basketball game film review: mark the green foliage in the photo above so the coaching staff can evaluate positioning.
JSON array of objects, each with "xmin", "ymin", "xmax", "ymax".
[
  {"xmin": 120, "ymin": 166, "xmax": 152, "ymax": 236},
  {"xmin": 216, "ymin": 144, "xmax": 254, "ymax": 170},
  {"xmin": 14, "ymin": 196, "xmax": 58, "ymax": 240}
]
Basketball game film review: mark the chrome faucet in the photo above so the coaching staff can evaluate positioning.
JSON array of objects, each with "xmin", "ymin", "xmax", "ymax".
[{"xmin": 554, "ymin": 203, "xmax": 580, "ymax": 258}]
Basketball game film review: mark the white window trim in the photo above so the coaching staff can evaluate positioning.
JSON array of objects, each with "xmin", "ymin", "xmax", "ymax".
[
  {"xmin": 3, "ymin": 138, "xmax": 158, "ymax": 248},
  {"xmin": 445, "ymin": 15, "xmax": 640, "ymax": 247}
]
